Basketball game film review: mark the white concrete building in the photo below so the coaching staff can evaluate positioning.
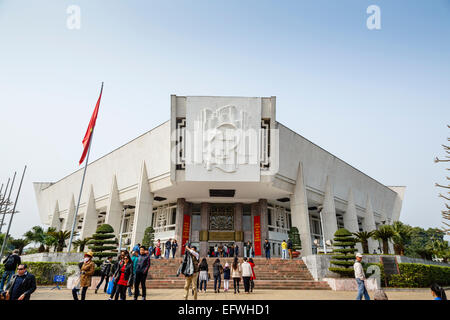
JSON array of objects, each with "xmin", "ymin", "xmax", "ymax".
[{"xmin": 33, "ymin": 95, "xmax": 405, "ymax": 257}]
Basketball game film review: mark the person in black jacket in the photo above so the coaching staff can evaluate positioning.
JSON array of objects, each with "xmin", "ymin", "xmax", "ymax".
[
  {"xmin": 1, "ymin": 249, "xmax": 21, "ymax": 290},
  {"xmin": 95, "ymin": 256, "xmax": 113, "ymax": 294},
  {"xmin": 4, "ymin": 264, "xmax": 36, "ymax": 300},
  {"xmin": 134, "ymin": 246, "xmax": 151, "ymax": 300},
  {"xmin": 112, "ymin": 252, "xmax": 133, "ymax": 300},
  {"xmin": 287, "ymin": 239, "xmax": 293, "ymax": 259},
  {"xmin": 264, "ymin": 239, "xmax": 271, "ymax": 260}
]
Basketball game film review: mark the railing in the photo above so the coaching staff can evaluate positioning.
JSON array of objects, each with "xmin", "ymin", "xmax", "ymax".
[
  {"xmin": 268, "ymin": 224, "xmax": 289, "ymax": 233},
  {"xmin": 153, "ymin": 224, "xmax": 176, "ymax": 233}
]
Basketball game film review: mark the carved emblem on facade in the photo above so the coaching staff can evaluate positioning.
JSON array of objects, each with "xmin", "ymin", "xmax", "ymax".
[{"xmin": 199, "ymin": 105, "xmax": 250, "ymax": 173}]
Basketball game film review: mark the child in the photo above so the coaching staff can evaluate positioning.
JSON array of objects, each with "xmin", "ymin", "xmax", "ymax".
[{"xmin": 223, "ymin": 262, "xmax": 231, "ymax": 292}]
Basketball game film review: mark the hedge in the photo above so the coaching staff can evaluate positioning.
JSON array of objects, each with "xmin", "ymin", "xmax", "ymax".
[{"xmin": 389, "ymin": 263, "xmax": 450, "ymax": 288}]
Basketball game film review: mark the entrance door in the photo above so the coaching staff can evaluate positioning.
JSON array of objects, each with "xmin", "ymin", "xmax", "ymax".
[{"xmin": 208, "ymin": 242, "xmax": 233, "ymax": 257}]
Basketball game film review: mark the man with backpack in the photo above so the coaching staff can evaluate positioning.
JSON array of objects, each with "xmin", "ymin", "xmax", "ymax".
[
  {"xmin": 95, "ymin": 256, "xmax": 113, "ymax": 294},
  {"xmin": 1, "ymin": 249, "xmax": 21, "ymax": 291},
  {"xmin": 134, "ymin": 246, "xmax": 151, "ymax": 300}
]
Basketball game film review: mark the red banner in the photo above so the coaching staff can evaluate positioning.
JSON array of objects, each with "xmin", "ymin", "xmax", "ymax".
[
  {"xmin": 253, "ymin": 216, "xmax": 262, "ymax": 256},
  {"xmin": 181, "ymin": 214, "xmax": 191, "ymax": 255}
]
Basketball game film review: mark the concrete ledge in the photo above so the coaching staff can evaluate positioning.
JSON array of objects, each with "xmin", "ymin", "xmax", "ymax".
[
  {"xmin": 323, "ymin": 278, "xmax": 379, "ymax": 291},
  {"xmin": 21, "ymin": 252, "xmax": 84, "ymax": 263}
]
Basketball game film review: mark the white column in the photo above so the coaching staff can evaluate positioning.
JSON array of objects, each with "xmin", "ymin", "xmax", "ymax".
[
  {"xmin": 80, "ymin": 184, "xmax": 97, "ymax": 239},
  {"xmin": 63, "ymin": 194, "xmax": 76, "ymax": 231},
  {"xmin": 290, "ymin": 161, "xmax": 312, "ymax": 256},
  {"xmin": 131, "ymin": 161, "xmax": 154, "ymax": 246},
  {"xmin": 321, "ymin": 176, "xmax": 338, "ymax": 245},
  {"xmin": 363, "ymin": 195, "xmax": 378, "ymax": 253},
  {"xmin": 343, "ymin": 188, "xmax": 362, "ymax": 252},
  {"xmin": 105, "ymin": 175, "xmax": 122, "ymax": 236},
  {"xmin": 50, "ymin": 201, "xmax": 61, "ymax": 231}
]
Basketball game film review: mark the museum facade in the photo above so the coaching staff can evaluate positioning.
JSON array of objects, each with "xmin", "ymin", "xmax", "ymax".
[{"xmin": 33, "ymin": 95, "xmax": 405, "ymax": 257}]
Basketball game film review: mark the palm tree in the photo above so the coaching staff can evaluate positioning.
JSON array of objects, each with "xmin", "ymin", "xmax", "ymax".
[
  {"xmin": 352, "ymin": 231, "xmax": 375, "ymax": 254},
  {"xmin": 73, "ymin": 237, "xmax": 91, "ymax": 252},
  {"xmin": 24, "ymin": 226, "xmax": 46, "ymax": 252},
  {"xmin": 8, "ymin": 238, "xmax": 30, "ymax": 255},
  {"xmin": 391, "ymin": 221, "xmax": 412, "ymax": 255},
  {"xmin": 48, "ymin": 230, "xmax": 74, "ymax": 252},
  {"xmin": 373, "ymin": 225, "xmax": 396, "ymax": 254},
  {"xmin": 432, "ymin": 240, "xmax": 449, "ymax": 263}
]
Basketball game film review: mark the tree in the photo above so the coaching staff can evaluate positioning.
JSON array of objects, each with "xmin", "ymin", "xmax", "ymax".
[
  {"xmin": 8, "ymin": 238, "xmax": 30, "ymax": 255},
  {"xmin": 434, "ymin": 124, "xmax": 450, "ymax": 235},
  {"xmin": 287, "ymin": 227, "xmax": 302, "ymax": 251},
  {"xmin": 48, "ymin": 230, "xmax": 74, "ymax": 252},
  {"xmin": 391, "ymin": 221, "xmax": 412, "ymax": 255},
  {"xmin": 352, "ymin": 231, "xmax": 375, "ymax": 254},
  {"xmin": 372, "ymin": 225, "xmax": 396, "ymax": 254},
  {"xmin": 329, "ymin": 228, "xmax": 357, "ymax": 277},
  {"xmin": 142, "ymin": 226, "xmax": 155, "ymax": 249},
  {"xmin": 87, "ymin": 224, "xmax": 117, "ymax": 267},
  {"xmin": 73, "ymin": 238, "xmax": 91, "ymax": 252},
  {"xmin": 24, "ymin": 226, "xmax": 46, "ymax": 252},
  {"xmin": 404, "ymin": 227, "xmax": 445, "ymax": 259},
  {"xmin": 431, "ymin": 239, "xmax": 450, "ymax": 263}
]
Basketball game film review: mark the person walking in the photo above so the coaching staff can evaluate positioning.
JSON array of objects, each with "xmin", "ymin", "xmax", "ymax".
[
  {"xmin": 235, "ymin": 244, "xmax": 239, "ymax": 257},
  {"xmin": 113, "ymin": 252, "xmax": 133, "ymax": 300},
  {"xmin": 75, "ymin": 251, "xmax": 95, "ymax": 300},
  {"xmin": 183, "ymin": 244, "xmax": 199, "ymax": 300},
  {"xmin": 71, "ymin": 261, "xmax": 84, "ymax": 300},
  {"xmin": 108, "ymin": 252, "xmax": 125, "ymax": 300},
  {"xmin": 354, "ymin": 253, "xmax": 370, "ymax": 300},
  {"xmin": 231, "ymin": 257, "xmax": 242, "ymax": 294},
  {"xmin": 1, "ymin": 249, "xmax": 21, "ymax": 291},
  {"xmin": 198, "ymin": 258, "xmax": 209, "ymax": 293},
  {"xmin": 263, "ymin": 240, "xmax": 271, "ymax": 260},
  {"xmin": 241, "ymin": 258, "xmax": 252, "ymax": 294},
  {"xmin": 4, "ymin": 264, "xmax": 36, "ymax": 300},
  {"xmin": 281, "ymin": 240, "xmax": 288, "ymax": 260},
  {"xmin": 287, "ymin": 239, "xmax": 293, "ymax": 259},
  {"xmin": 165, "ymin": 239, "xmax": 172, "ymax": 259},
  {"xmin": 212, "ymin": 258, "xmax": 223, "ymax": 293},
  {"xmin": 128, "ymin": 250, "xmax": 139, "ymax": 297},
  {"xmin": 223, "ymin": 244, "xmax": 227, "ymax": 257},
  {"xmin": 134, "ymin": 246, "xmax": 151, "ymax": 300},
  {"xmin": 248, "ymin": 257, "xmax": 256, "ymax": 292},
  {"xmin": 95, "ymin": 256, "xmax": 113, "ymax": 294},
  {"xmin": 229, "ymin": 244, "xmax": 234, "ymax": 258},
  {"xmin": 223, "ymin": 262, "xmax": 231, "ymax": 292},
  {"xmin": 155, "ymin": 240, "xmax": 162, "ymax": 259},
  {"xmin": 214, "ymin": 244, "xmax": 219, "ymax": 258},
  {"xmin": 171, "ymin": 239, "xmax": 178, "ymax": 258},
  {"xmin": 430, "ymin": 283, "xmax": 447, "ymax": 300}
]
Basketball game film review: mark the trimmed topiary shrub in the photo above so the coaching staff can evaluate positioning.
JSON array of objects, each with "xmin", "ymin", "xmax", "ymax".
[
  {"xmin": 288, "ymin": 227, "xmax": 302, "ymax": 251},
  {"xmin": 142, "ymin": 226, "xmax": 155, "ymax": 249},
  {"xmin": 87, "ymin": 224, "xmax": 117, "ymax": 267},
  {"xmin": 328, "ymin": 228, "xmax": 358, "ymax": 278}
]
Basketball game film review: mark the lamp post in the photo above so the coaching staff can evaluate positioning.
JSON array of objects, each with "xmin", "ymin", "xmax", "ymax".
[{"xmin": 318, "ymin": 206, "xmax": 327, "ymax": 254}]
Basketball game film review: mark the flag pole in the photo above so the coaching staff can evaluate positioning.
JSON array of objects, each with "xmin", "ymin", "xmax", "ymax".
[
  {"xmin": 0, "ymin": 173, "xmax": 16, "ymax": 234},
  {"xmin": 67, "ymin": 82, "xmax": 103, "ymax": 253},
  {"xmin": 0, "ymin": 166, "xmax": 26, "ymax": 260}
]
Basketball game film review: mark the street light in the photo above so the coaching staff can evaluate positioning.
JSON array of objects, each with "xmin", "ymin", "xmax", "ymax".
[{"xmin": 317, "ymin": 205, "xmax": 327, "ymax": 254}]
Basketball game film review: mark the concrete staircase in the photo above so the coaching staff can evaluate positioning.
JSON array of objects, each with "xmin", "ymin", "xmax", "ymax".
[{"xmin": 146, "ymin": 257, "xmax": 330, "ymax": 290}]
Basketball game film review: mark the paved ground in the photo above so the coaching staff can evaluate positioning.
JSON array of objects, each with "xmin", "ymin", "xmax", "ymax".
[{"xmin": 31, "ymin": 287, "xmax": 433, "ymax": 300}]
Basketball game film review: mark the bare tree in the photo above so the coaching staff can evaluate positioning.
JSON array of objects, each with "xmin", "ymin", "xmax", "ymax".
[{"xmin": 435, "ymin": 125, "xmax": 450, "ymax": 235}]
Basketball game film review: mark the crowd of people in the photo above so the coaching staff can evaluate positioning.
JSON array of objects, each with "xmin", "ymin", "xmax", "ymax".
[{"xmin": 0, "ymin": 241, "xmax": 447, "ymax": 301}]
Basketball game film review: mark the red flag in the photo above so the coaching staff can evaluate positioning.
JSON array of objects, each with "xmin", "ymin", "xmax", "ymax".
[{"xmin": 79, "ymin": 83, "xmax": 103, "ymax": 165}]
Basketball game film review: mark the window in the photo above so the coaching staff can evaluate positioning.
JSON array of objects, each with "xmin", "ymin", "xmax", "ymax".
[
  {"xmin": 171, "ymin": 208, "xmax": 177, "ymax": 225},
  {"xmin": 243, "ymin": 215, "xmax": 251, "ymax": 231}
]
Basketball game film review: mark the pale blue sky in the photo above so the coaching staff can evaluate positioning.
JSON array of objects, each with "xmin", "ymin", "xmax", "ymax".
[{"xmin": 0, "ymin": 0, "xmax": 449, "ymax": 239}]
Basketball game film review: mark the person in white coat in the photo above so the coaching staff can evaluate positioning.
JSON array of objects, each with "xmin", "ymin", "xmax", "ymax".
[
  {"xmin": 231, "ymin": 257, "xmax": 242, "ymax": 294},
  {"xmin": 241, "ymin": 258, "xmax": 253, "ymax": 294}
]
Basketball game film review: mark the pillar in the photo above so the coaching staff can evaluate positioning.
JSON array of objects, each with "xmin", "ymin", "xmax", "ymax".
[
  {"xmin": 257, "ymin": 199, "xmax": 268, "ymax": 257},
  {"xmin": 363, "ymin": 195, "xmax": 378, "ymax": 253},
  {"xmin": 131, "ymin": 161, "xmax": 154, "ymax": 247},
  {"xmin": 321, "ymin": 176, "xmax": 338, "ymax": 247},
  {"xmin": 290, "ymin": 162, "xmax": 313, "ymax": 256},
  {"xmin": 199, "ymin": 202, "xmax": 209, "ymax": 257},
  {"xmin": 235, "ymin": 203, "xmax": 244, "ymax": 257},
  {"xmin": 175, "ymin": 198, "xmax": 191, "ymax": 256},
  {"xmin": 105, "ymin": 175, "xmax": 122, "ymax": 236},
  {"xmin": 80, "ymin": 185, "xmax": 97, "ymax": 239},
  {"xmin": 343, "ymin": 188, "xmax": 362, "ymax": 252}
]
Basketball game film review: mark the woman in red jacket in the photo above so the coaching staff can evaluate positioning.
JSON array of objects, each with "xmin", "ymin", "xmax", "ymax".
[{"xmin": 248, "ymin": 258, "xmax": 256, "ymax": 293}]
